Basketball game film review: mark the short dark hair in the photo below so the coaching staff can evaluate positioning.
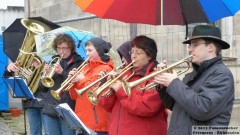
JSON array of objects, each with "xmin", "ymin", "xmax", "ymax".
[
  {"xmin": 204, "ymin": 39, "xmax": 221, "ymax": 55},
  {"xmin": 131, "ymin": 35, "xmax": 157, "ymax": 61},
  {"xmin": 52, "ymin": 34, "xmax": 75, "ymax": 53}
]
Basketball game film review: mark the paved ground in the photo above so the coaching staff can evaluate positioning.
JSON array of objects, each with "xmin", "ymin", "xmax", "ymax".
[
  {"xmin": 0, "ymin": 111, "xmax": 29, "ymax": 135},
  {"xmin": 0, "ymin": 104, "xmax": 239, "ymax": 135}
]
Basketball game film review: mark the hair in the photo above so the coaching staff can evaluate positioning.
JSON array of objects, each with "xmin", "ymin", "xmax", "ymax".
[
  {"xmin": 85, "ymin": 41, "xmax": 93, "ymax": 47},
  {"xmin": 204, "ymin": 39, "xmax": 221, "ymax": 55},
  {"xmin": 52, "ymin": 34, "xmax": 75, "ymax": 53},
  {"xmin": 131, "ymin": 35, "xmax": 158, "ymax": 61}
]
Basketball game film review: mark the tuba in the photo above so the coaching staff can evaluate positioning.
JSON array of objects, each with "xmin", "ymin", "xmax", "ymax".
[
  {"xmin": 41, "ymin": 55, "xmax": 62, "ymax": 88},
  {"xmin": 86, "ymin": 61, "xmax": 134, "ymax": 105},
  {"xmin": 14, "ymin": 18, "xmax": 52, "ymax": 94},
  {"xmin": 122, "ymin": 56, "xmax": 192, "ymax": 96}
]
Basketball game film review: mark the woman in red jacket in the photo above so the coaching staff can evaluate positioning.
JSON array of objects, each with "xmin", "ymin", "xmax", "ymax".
[
  {"xmin": 98, "ymin": 35, "xmax": 168, "ymax": 135},
  {"xmin": 68, "ymin": 37, "xmax": 114, "ymax": 135}
]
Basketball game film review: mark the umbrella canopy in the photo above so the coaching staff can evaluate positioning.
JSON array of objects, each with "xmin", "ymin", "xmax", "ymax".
[
  {"xmin": 66, "ymin": 30, "xmax": 95, "ymax": 60},
  {"xmin": 75, "ymin": 0, "xmax": 240, "ymax": 25},
  {"xmin": 3, "ymin": 17, "xmax": 60, "ymax": 62}
]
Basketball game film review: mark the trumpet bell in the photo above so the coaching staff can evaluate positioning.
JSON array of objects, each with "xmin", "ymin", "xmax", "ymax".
[
  {"xmin": 122, "ymin": 80, "xmax": 132, "ymax": 96},
  {"xmin": 86, "ymin": 91, "xmax": 98, "ymax": 105},
  {"xmin": 50, "ymin": 90, "xmax": 60, "ymax": 100},
  {"xmin": 41, "ymin": 76, "xmax": 54, "ymax": 88}
]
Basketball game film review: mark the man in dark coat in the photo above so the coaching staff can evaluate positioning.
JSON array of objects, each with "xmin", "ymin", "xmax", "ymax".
[{"xmin": 154, "ymin": 25, "xmax": 235, "ymax": 135}]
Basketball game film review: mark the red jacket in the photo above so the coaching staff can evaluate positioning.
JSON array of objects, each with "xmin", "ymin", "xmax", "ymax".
[
  {"xmin": 69, "ymin": 58, "xmax": 114, "ymax": 132},
  {"xmin": 99, "ymin": 61, "xmax": 168, "ymax": 135}
]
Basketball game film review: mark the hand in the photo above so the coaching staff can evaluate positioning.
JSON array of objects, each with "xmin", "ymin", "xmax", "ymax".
[
  {"xmin": 7, "ymin": 63, "xmax": 18, "ymax": 73},
  {"xmin": 107, "ymin": 70, "xmax": 119, "ymax": 80},
  {"xmin": 98, "ymin": 71, "xmax": 107, "ymax": 79},
  {"xmin": 109, "ymin": 79, "xmax": 122, "ymax": 92},
  {"xmin": 153, "ymin": 70, "xmax": 178, "ymax": 87},
  {"xmin": 68, "ymin": 68, "xmax": 77, "ymax": 78},
  {"xmin": 54, "ymin": 63, "xmax": 63, "ymax": 74},
  {"xmin": 155, "ymin": 60, "xmax": 167, "ymax": 71},
  {"xmin": 43, "ymin": 64, "xmax": 50, "ymax": 75},
  {"xmin": 69, "ymin": 68, "xmax": 85, "ymax": 83}
]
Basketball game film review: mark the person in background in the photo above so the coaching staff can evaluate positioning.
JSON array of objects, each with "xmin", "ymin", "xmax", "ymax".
[
  {"xmin": 5, "ymin": 62, "xmax": 49, "ymax": 135},
  {"xmin": 98, "ymin": 35, "xmax": 168, "ymax": 135},
  {"xmin": 41, "ymin": 34, "xmax": 84, "ymax": 135},
  {"xmin": 154, "ymin": 25, "xmax": 235, "ymax": 135},
  {"xmin": 68, "ymin": 37, "xmax": 114, "ymax": 135},
  {"xmin": 117, "ymin": 41, "xmax": 132, "ymax": 65}
]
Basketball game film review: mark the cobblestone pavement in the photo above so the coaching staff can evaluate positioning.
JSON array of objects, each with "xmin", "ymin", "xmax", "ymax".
[
  {"xmin": 0, "ymin": 104, "xmax": 239, "ymax": 135},
  {"xmin": 0, "ymin": 111, "xmax": 29, "ymax": 135}
]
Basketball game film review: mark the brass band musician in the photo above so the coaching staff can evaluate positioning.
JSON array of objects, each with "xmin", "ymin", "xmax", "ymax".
[
  {"xmin": 68, "ymin": 37, "xmax": 114, "ymax": 135},
  {"xmin": 41, "ymin": 34, "xmax": 84, "ymax": 135},
  {"xmin": 98, "ymin": 35, "xmax": 168, "ymax": 135}
]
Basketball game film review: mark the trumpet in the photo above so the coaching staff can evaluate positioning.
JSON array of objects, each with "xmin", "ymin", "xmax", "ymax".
[
  {"xmin": 50, "ymin": 58, "xmax": 89, "ymax": 100},
  {"xmin": 75, "ymin": 60, "xmax": 129, "ymax": 96},
  {"xmin": 41, "ymin": 55, "xmax": 62, "ymax": 88},
  {"xmin": 122, "ymin": 55, "xmax": 192, "ymax": 96},
  {"xmin": 75, "ymin": 61, "xmax": 128, "ymax": 96},
  {"xmin": 86, "ymin": 61, "xmax": 134, "ymax": 105}
]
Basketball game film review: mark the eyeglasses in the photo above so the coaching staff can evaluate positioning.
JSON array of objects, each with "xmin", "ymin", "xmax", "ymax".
[
  {"xmin": 57, "ymin": 47, "xmax": 69, "ymax": 51},
  {"xmin": 187, "ymin": 42, "xmax": 208, "ymax": 49},
  {"xmin": 129, "ymin": 50, "xmax": 145, "ymax": 55}
]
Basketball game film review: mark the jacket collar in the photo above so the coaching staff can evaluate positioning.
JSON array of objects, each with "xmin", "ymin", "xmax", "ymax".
[
  {"xmin": 186, "ymin": 55, "xmax": 222, "ymax": 86},
  {"xmin": 133, "ymin": 60, "xmax": 158, "ymax": 77},
  {"xmin": 88, "ymin": 57, "xmax": 114, "ymax": 69},
  {"xmin": 192, "ymin": 54, "xmax": 222, "ymax": 73}
]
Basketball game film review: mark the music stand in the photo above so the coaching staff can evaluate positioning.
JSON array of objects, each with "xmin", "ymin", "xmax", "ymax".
[
  {"xmin": 2, "ymin": 76, "xmax": 35, "ymax": 135},
  {"xmin": 54, "ymin": 103, "xmax": 94, "ymax": 135}
]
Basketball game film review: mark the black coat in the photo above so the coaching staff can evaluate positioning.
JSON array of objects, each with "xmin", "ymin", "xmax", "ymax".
[{"xmin": 41, "ymin": 53, "xmax": 84, "ymax": 117}]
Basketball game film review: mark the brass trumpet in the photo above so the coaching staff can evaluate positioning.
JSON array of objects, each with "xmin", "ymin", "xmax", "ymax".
[
  {"xmin": 50, "ymin": 58, "xmax": 89, "ymax": 100},
  {"xmin": 122, "ymin": 56, "xmax": 192, "ymax": 96},
  {"xmin": 86, "ymin": 61, "xmax": 135, "ymax": 105},
  {"xmin": 41, "ymin": 55, "xmax": 62, "ymax": 88},
  {"xmin": 75, "ymin": 61, "xmax": 128, "ymax": 96}
]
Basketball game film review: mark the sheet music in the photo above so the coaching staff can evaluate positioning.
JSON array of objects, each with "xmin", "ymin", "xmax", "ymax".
[
  {"xmin": 57, "ymin": 103, "xmax": 91, "ymax": 134},
  {"xmin": 2, "ymin": 77, "xmax": 35, "ymax": 99}
]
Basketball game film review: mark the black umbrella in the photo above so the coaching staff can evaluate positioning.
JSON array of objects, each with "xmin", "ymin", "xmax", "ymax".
[{"xmin": 3, "ymin": 16, "xmax": 60, "ymax": 62}]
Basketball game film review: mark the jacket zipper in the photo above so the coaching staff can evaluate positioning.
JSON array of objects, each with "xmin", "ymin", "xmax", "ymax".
[
  {"xmin": 116, "ymin": 104, "xmax": 122, "ymax": 135},
  {"xmin": 92, "ymin": 105, "xmax": 98, "ymax": 124}
]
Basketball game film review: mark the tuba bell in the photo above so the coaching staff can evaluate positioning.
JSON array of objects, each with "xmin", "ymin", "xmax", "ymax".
[{"xmin": 14, "ymin": 18, "xmax": 52, "ymax": 94}]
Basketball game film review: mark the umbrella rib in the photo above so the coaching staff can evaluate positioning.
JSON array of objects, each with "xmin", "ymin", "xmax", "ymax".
[{"xmin": 195, "ymin": 0, "xmax": 210, "ymax": 22}]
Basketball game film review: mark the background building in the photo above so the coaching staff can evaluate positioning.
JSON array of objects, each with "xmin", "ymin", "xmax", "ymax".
[{"xmin": 0, "ymin": 0, "xmax": 239, "ymax": 125}]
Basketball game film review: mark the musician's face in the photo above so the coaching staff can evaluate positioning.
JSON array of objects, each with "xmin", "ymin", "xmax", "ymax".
[
  {"xmin": 56, "ymin": 42, "xmax": 71, "ymax": 59},
  {"xmin": 85, "ymin": 44, "xmax": 100, "ymax": 61},
  {"xmin": 130, "ymin": 46, "xmax": 151, "ymax": 68},
  {"xmin": 188, "ymin": 39, "xmax": 212, "ymax": 65}
]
